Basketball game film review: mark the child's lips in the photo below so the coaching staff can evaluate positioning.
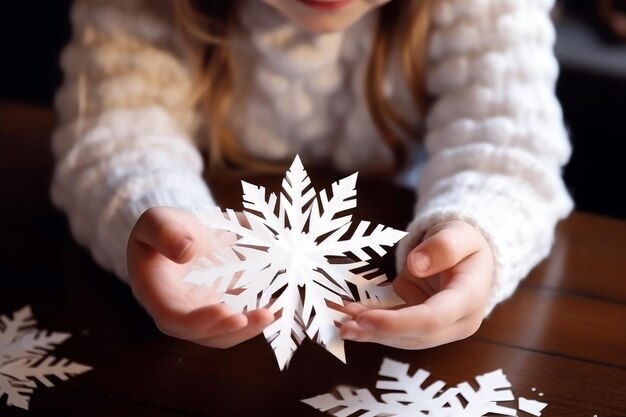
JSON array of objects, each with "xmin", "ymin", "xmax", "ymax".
[{"xmin": 297, "ymin": 0, "xmax": 353, "ymax": 12}]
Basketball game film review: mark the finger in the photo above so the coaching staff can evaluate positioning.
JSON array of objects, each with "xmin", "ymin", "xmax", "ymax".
[
  {"xmin": 407, "ymin": 223, "xmax": 483, "ymax": 277},
  {"xmin": 191, "ymin": 312, "xmax": 249, "ymax": 339},
  {"xmin": 341, "ymin": 302, "xmax": 370, "ymax": 318},
  {"xmin": 350, "ymin": 279, "xmax": 481, "ymax": 338},
  {"xmin": 132, "ymin": 208, "xmax": 197, "ymax": 264},
  {"xmin": 153, "ymin": 303, "xmax": 245, "ymax": 340},
  {"xmin": 341, "ymin": 298, "xmax": 408, "ymax": 320},
  {"xmin": 193, "ymin": 310, "xmax": 275, "ymax": 349},
  {"xmin": 341, "ymin": 311, "xmax": 483, "ymax": 349},
  {"xmin": 244, "ymin": 309, "xmax": 276, "ymax": 329},
  {"xmin": 137, "ymin": 268, "xmax": 274, "ymax": 342},
  {"xmin": 190, "ymin": 308, "xmax": 274, "ymax": 341}
]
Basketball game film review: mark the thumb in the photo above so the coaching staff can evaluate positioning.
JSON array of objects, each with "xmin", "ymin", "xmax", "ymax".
[
  {"xmin": 406, "ymin": 223, "xmax": 482, "ymax": 277},
  {"xmin": 131, "ymin": 207, "xmax": 198, "ymax": 264}
]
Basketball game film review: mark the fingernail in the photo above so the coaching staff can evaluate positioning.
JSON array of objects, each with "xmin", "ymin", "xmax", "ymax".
[
  {"xmin": 176, "ymin": 238, "xmax": 193, "ymax": 259},
  {"xmin": 410, "ymin": 251, "xmax": 430, "ymax": 273}
]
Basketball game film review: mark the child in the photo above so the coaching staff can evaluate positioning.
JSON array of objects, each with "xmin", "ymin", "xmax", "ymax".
[{"xmin": 52, "ymin": 0, "xmax": 573, "ymax": 350}]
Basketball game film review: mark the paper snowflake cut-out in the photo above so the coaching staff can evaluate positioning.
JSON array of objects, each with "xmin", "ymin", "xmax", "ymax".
[
  {"xmin": 184, "ymin": 155, "xmax": 406, "ymax": 370},
  {"xmin": 0, "ymin": 306, "xmax": 92, "ymax": 410},
  {"xmin": 302, "ymin": 358, "xmax": 519, "ymax": 417}
]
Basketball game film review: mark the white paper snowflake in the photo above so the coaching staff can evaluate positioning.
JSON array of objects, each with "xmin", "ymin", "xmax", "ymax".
[
  {"xmin": 302, "ymin": 358, "xmax": 520, "ymax": 417},
  {"xmin": 0, "ymin": 306, "xmax": 92, "ymax": 410},
  {"xmin": 518, "ymin": 397, "xmax": 548, "ymax": 416},
  {"xmin": 184, "ymin": 155, "xmax": 406, "ymax": 370}
]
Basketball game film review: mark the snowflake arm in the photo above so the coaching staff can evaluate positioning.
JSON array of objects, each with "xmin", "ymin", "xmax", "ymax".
[
  {"xmin": 0, "ymin": 306, "xmax": 92, "ymax": 410},
  {"xmin": 327, "ymin": 262, "xmax": 404, "ymax": 307},
  {"xmin": 0, "ymin": 374, "xmax": 35, "ymax": 410},
  {"xmin": 301, "ymin": 273, "xmax": 350, "ymax": 363},
  {"xmin": 241, "ymin": 181, "xmax": 285, "ymax": 236},
  {"xmin": 2, "ymin": 357, "xmax": 91, "ymax": 388},
  {"xmin": 317, "ymin": 221, "xmax": 408, "ymax": 261},
  {"xmin": 1, "ymin": 331, "xmax": 70, "ymax": 363},
  {"xmin": 263, "ymin": 273, "xmax": 306, "ymax": 370},
  {"xmin": 0, "ymin": 306, "xmax": 36, "ymax": 350},
  {"xmin": 280, "ymin": 155, "xmax": 316, "ymax": 234},
  {"xmin": 377, "ymin": 359, "xmax": 451, "ymax": 407},
  {"xmin": 455, "ymin": 369, "xmax": 517, "ymax": 417},
  {"xmin": 308, "ymin": 172, "xmax": 357, "ymax": 237},
  {"xmin": 205, "ymin": 208, "xmax": 276, "ymax": 247},
  {"xmin": 185, "ymin": 247, "xmax": 270, "ymax": 293}
]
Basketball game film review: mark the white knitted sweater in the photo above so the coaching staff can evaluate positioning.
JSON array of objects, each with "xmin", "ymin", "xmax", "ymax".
[{"xmin": 51, "ymin": 0, "xmax": 573, "ymax": 315}]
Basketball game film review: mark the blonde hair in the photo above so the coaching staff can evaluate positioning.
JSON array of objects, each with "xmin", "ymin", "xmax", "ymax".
[{"xmin": 173, "ymin": 1, "xmax": 433, "ymax": 173}]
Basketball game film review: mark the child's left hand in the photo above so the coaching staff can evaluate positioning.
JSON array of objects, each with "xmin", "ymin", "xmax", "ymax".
[{"xmin": 340, "ymin": 220, "xmax": 494, "ymax": 349}]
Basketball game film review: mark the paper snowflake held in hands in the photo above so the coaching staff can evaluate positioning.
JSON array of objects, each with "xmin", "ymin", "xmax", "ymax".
[
  {"xmin": 302, "ymin": 358, "xmax": 534, "ymax": 417},
  {"xmin": 0, "ymin": 306, "xmax": 91, "ymax": 410},
  {"xmin": 184, "ymin": 155, "xmax": 406, "ymax": 369}
]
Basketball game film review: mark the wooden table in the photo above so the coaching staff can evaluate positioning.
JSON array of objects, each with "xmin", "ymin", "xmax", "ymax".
[{"xmin": 1, "ymin": 103, "xmax": 625, "ymax": 416}]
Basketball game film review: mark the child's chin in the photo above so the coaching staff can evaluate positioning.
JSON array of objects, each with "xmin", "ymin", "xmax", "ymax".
[{"xmin": 294, "ymin": 15, "xmax": 362, "ymax": 34}]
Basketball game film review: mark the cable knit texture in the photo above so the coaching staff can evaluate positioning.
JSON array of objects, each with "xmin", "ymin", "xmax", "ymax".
[{"xmin": 52, "ymin": 0, "xmax": 573, "ymax": 315}]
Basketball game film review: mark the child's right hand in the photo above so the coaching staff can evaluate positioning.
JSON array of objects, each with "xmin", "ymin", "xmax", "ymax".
[{"xmin": 127, "ymin": 207, "xmax": 275, "ymax": 348}]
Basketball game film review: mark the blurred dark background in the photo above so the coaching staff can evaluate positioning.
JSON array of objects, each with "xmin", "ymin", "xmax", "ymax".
[
  {"xmin": 0, "ymin": 1, "xmax": 72, "ymax": 107},
  {"xmin": 1, "ymin": 0, "xmax": 625, "ymax": 219}
]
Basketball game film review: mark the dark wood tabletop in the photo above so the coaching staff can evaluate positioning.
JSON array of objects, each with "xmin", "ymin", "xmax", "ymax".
[{"xmin": 1, "ymin": 102, "xmax": 625, "ymax": 416}]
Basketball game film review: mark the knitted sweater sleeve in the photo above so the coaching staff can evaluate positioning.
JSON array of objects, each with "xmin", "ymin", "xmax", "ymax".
[
  {"xmin": 51, "ymin": 0, "xmax": 216, "ymax": 280},
  {"xmin": 395, "ymin": 0, "xmax": 574, "ymax": 315}
]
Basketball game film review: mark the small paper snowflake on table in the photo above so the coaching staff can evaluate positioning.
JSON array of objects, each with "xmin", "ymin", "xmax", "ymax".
[
  {"xmin": 0, "ymin": 306, "xmax": 91, "ymax": 410},
  {"xmin": 184, "ymin": 155, "xmax": 406, "ymax": 370},
  {"xmin": 302, "ymin": 358, "xmax": 525, "ymax": 417}
]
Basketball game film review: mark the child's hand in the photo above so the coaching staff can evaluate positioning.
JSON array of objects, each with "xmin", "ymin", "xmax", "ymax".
[
  {"xmin": 340, "ymin": 220, "xmax": 494, "ymax": 349},
  {"xmin": 127, "ymin": 207, "xmax": 274, "ymax": 348}
]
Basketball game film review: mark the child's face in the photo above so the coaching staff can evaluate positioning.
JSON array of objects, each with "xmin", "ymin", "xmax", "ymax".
[{"xmin": 262, "ymin": 0, "xmax": 392, "ymax": 33}]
